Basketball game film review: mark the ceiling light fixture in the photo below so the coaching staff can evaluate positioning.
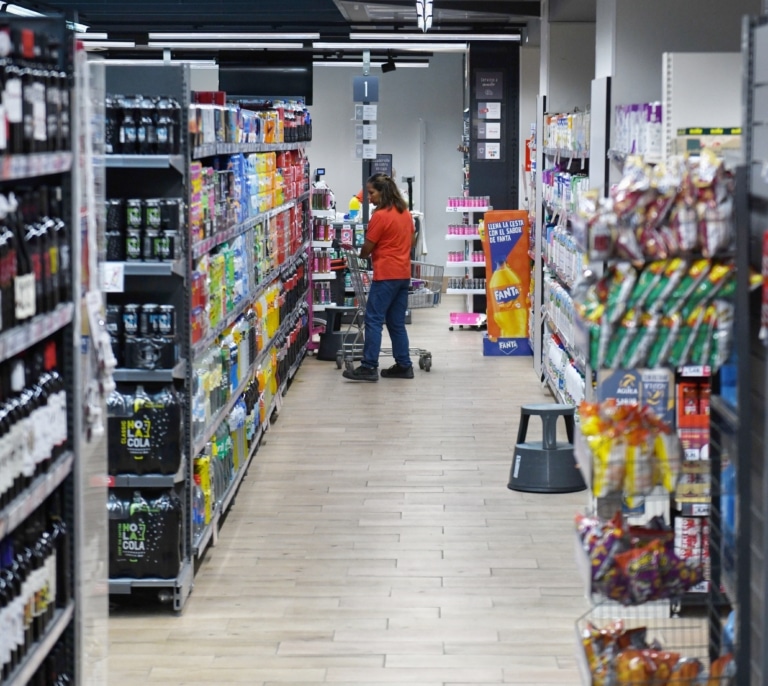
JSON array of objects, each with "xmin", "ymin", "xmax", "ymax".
[
  {"xmin": 313, "ymin": 61, "xmax": 428, "ymax": 69},
  {"xmin": 81, "ymin": 41, "xmax": 136, "ymax": 50},
  {"xmin": 148, "ymin": 41, "xmax": 304, "ymax": 50},
  {"xmin": 77, "ymin": 32, "xmax": 108, "ymax": 40},
  {"xmin": 381, "ymin": 55, "xmax": 396, "ymax": 73},
  {"xmin": 148, "ymin": 32, "xmax": 320, "ymax": 41},
  {"xmin": 5, "ymin": 4, "xmax": 43, "ymax": 16},
  {"xmin": 349, "ymin": 32, "xmax": 520, "ymax": 42},
  {"xmin": 313, "ymin": 41, "xmax": 465, "ymax": 53},
  {"xmin": 416, "ymin": 0, "xmax": 433, "ymax": 33}
]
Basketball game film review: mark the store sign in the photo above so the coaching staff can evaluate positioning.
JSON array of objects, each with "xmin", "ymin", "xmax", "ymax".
[
  {"xmin": 353, "ymin": 75, "xmax": 379, "ymax": 102},
  {"xmin": 481, "ymin": 210, "xmax": 532, "ymax": 357}
]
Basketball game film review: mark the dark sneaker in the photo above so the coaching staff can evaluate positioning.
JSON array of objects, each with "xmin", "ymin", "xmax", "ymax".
[
  {"xmin": 380, "ymin": 363, "xmax": 414, "ymax": 379},
  {"xmin": 342, "ymin": 365, "xmax": 379, "ymax": 382}
]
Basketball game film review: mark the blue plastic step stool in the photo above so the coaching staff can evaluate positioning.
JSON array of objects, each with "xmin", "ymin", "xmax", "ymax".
[{"xmin": 508, "ymin": 403, "xmax": 586, "ymax": 493}]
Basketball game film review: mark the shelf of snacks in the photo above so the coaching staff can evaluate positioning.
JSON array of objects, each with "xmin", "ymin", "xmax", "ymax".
[{"xmin": 577, "ymin": 604, "xmax": 735, "ymax": 685}]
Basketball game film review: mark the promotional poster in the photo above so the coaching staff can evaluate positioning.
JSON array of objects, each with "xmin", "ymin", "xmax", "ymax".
[{"xmin": 481, "ymin": 209, "xmax": 532, "ymax": 356}]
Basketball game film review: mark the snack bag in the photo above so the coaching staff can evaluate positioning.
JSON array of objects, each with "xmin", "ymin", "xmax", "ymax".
[
  {"xmin": 667, "ymin": 658, "xmax": 704, "ymax": 685},
  {"xmin": 663, "ymin": 259, "xmax": 711, "ymax": 317},
  {"xmin": 614, "ymin": 649, "xmax": 656, "ymax": 684},
  {"xmin": 605, "ymin": 310, "xmax": 640, "ymax": 369},
  {"xmin": 654, "ymin": 431, "xmax": 682, "ymax": 493},
  {"xmin": 710, "ymin": 300, "xmax": 735, "ymax": 371},
  {"xmin": 628, "ymin": 261, "xmax": 667, "ymax": 311},
  {"xmin": 646, "ymin": 258, "xmax": 689, "ymax": 315},
  {"xmin": 680, "ymin": 262, "xmax": 734, "ymax": 320},
  {"xmin": 606, "ymin": 263, "xmax": 639, "ymax": 324},
  {"xmin": 613, "ymin": 156, "xmax": 654, "ymax": 219},
  {"xmin": 622, "ymin": 314, "xmax": 660, "ymax": 369},
  {"xmin": 700, "ymin": 198, "xmax": 733, "ymax": 258},
  {"xmin": 647, "ymin": 314, "xmax": 682, "ymax": 367}
]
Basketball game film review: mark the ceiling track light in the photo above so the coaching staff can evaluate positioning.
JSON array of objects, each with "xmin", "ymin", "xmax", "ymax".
[
  {"xmin": 416, "ymin": 0, "xmax": 433, "ymax": 33},
  {"xmin": 348, "ymin": 32, "xmax": 521, "ymax": 42},
  {"xmin": 147, "ymin": 41, "xmax": 304, "ymax": 50},
  {"xmin": 148, "ymin": 32, "xmax": 320, "ymax": 40}
]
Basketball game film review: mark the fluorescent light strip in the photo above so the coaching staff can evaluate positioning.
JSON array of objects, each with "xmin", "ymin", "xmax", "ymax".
[
  {"xmin": 149, "ymin": 32, "xmax": 319, "ymax": 40},
  {"xmin": 313, "ymin": 61, "xmax": 429, "ymax": 68},
  {"xmin": 148, "ymin": 41, "xmax": 303, "ymax": 50},
  {"xmin": 313, "ymin": 41, "xmax": 466, "ymax": 52},
  {"xmin": 77, "ymin": 33, "xmax": 108, "ymax": 40},
  {"xmin": 98, "ymin": 58, "xmax": 217, "ymax": 66},
  {"xmin": 6, "ymin": 4, "xmax": 43, "ymax": 16},
  {"xmin": 349, "ymin": 32, "xmax": 520, "ymax": 42},
  {"xmin": 82, "ymin": 41, "xmax": 136, "ymax": 49}
]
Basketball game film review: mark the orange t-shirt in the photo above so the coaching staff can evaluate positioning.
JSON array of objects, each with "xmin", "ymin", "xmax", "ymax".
[{"xmin": 366, "ymin": 207, "xmax": 413, "ymax": 281}]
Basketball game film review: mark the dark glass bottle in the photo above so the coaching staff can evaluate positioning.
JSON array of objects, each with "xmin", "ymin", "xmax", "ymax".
[
  {"xmin": 137, "ymin": 94, "xmax": 156, "ymax": 154},
  {"xmin": 0, "ymin": 195, "xmax": 17, "ymax": 331},
  {"xmin": 51, "ymin": 187, "xmax": 69, "ymax": 305},
  {"xmin": 119, "ymin": 95, "xmax": 137, "ymax": 155}
]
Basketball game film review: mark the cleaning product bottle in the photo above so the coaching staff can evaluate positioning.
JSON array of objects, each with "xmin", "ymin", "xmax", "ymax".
[{"xmin": 488, "ymin": 261, "xmax": 527, "ymax": 338}]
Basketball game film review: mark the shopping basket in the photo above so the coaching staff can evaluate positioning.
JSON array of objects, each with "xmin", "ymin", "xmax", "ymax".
[{"xmin": 337, "ymin": 249, "xmax": 437, "ymax": 372}]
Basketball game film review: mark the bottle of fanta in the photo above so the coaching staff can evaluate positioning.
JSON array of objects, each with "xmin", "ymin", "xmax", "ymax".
[{"xmin": 488, "ymin": 261, "xmax": 527, "ymax": 338}]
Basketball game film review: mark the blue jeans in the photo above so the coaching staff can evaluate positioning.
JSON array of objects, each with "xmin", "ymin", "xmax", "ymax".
[{"xmin": 362, "ymin": 279, "xmax": 412, "ymax": 369}]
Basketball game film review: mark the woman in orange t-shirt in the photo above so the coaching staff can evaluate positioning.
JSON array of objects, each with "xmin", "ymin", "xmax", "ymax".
[{"xmin": 343, "ymin": 173, "xmax": 415, "ymax": 382}]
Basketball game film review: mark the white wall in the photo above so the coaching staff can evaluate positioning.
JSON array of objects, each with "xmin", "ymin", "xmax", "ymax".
[
  {"xmin": 519, "ymin": 46, "xmax": 540, "ymax": 208},
  {"xmin": 310, "ymin": 53, "xmax": 464, "ymax": 267},
  {"xmin": 547, "ymin": 22, "xmax": 596, "ymax": 112},
  {"xmin": 600, "ymin": 0, "xmax": 760, "ymax": 106}
]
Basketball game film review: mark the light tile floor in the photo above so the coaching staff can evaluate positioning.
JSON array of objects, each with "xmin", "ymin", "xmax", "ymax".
[{"xmin": 108, "ymin": 295, "xmax": 590, "ymax": 685}]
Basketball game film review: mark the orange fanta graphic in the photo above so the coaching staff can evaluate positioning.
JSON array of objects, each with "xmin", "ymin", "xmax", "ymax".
[{"xmin": 488, "ymin": 261, "xmax": 527, "ymax": 338}]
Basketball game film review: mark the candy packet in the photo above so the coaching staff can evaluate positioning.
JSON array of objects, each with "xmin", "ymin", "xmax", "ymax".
[
  {"xmin": 606, "ymin": 263, "xmax": 639, "ymax": 324},
  {"xmin": 663, "ymin": 259, "xmax": 711, "ymax": 317}
]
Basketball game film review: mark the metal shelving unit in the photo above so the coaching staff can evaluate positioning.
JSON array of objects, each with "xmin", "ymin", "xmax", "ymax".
[
  {"xmin": 446, "ymin": 205, "xmax": 489, "ymax": 330},
  {"xmin": 102, "ymin": 63, "xmax": 313, "ymax": 611}
]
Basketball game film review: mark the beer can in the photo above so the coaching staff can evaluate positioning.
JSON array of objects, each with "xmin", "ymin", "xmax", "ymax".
[
  {"xmin": 106, "ymin": 304, "xmax": 122, "ymax": 336},
  {"xmin": 143, "ymin": 228, "xmax": 159, "ymax": 261},
  {"xmin": 125, "ymin": 229, "xmax": 142, "ymax": 261},
  {"xmin": 158, "ymin": 305, "xmax": 175, "ymax": 337},
  {"xmin": 144, "ymin": 199, "xmax": 162, "ymax": 228},
  {"xmin": 140, "ymin": 304, "xmax": 159, "ymax": 336},
  {"xmin": 126, "ymin": 199, "xmax": 143, "ymax": 228},
  {"xmin": 122, "ymin": 304, "xmax": 139, "ymax": 336}
]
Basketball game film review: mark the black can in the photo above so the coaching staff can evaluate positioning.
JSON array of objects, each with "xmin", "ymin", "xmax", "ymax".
[
  {"xmin": 140, "ymin": 304, "xmax": 159, "ymax": 336},
  {"xmin": 158, "ymin": 305, "xmax": 175, "ymax": 337},
  {"xmin": 126, "ymin": 199, "xmax": 143, "ymax": 228},
  {"xmin": 125, "ymin": 229, "xmax": 142, "ymax": 261},
  {"xmin": 122, "ymin": 304, "xmax": 139, "ymax": 336},
  {"xmin": 143, "ymin": 228, "xmax": 159, "ymax": 261},
  {"xmin": 144, "ymin": 199, "xmax": 161, "ymax": 228},
  {"xmin": 156, "ymin": 230, "xmax": 177, "ymax": 261},
  {"xmin": 106, "ymin": 198, "xmax": 125, "ymax": 231},
  {"xmin": 106, "ymin": 304, "xmax": 122, "ymax": 336},
  {"xmin": 161, "ymin": 198, "xmax": 181, "ymax": 232},
  {"xmin": 106, "ymin": 231, "xmax": 125, "ymax": 261}
]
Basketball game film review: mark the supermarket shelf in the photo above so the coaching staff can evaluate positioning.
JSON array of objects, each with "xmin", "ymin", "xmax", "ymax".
[
  {"xmin": 446, "ymin": 288, "xmax": 485, "ymax": 295},
  {"xmin": 191, "ymin": 295, "xmax": 306, "ymax": 458},
  {"xmin": 191, "ymin": 268, "xmax": 278, "ymax": 361},
  {"xmin": 105, "ymin": 154, "xmax": 185, "ymax": 171},
  {"xmin": 191, "ymin": 200, "xmax": 304, "ymax": 259},
  {"xmin": 0, "ymin": 451, "xmax": 74, "ymax": 540},
  {"xmin": 0, "ymin": 151, "xmax": 72, "ymax": 181},
  {"xmin": 312, "ymin": 271, "xmax": 336, "ymax": 280},
  {"xmin": 545, "ymin": 316, "xmax": 585, "ymax": 376},
  {"xmin": 0, "ymin": 302, "xmax": 75, "ymax": 365},
  {"xmin": 121, "ymin": 259, "xmax": 185, "ymax": 277},
  {"xmin": 676, "ymin": 498, "xmax": 711, "ymax": 517},
  {"xmin": 679, "ymin": 365, "xmax": 712, "ymax": 378},
  {"xmin": 543, "ymin": 146, "xmax": 590, "ymax": 160},
  {"xmin": 543, "ymin": 368, "xmax": 567, "ymax": 405},
  {"xmin": 5, "ymin": 602, "xmax": 74, "ymax": 686},
  {"xmin": 108, "ymin": 458, "xmax": 186, "ymax": 489},
  {"xmin": 445, "ymin": 234, "xmax": 482, "ymax": 240},
  {"xmin": 345, "ymin": 287, "xmax": 355, "ymax": 293},
  {"xmin": 607, "ymin": 148, "xmax": 662, "ymax": 166},
  {"xmin": 445, "ymin": 261, "xmax": 485, "ymax": 269},
  {"xmin": 109, "ymin": 559, "xmax": 194, "ymax": 609},
  {"xmin": 546, "ymin": 263, "xmax": 576, "ymax": 290},
  {"xmin": 313, "ymin": 303, "xmax": 337, "ymax": 311},
  {"xmin": 446, "ymin": 206, "xmax": 491, "ymax": 213},
  {"xmin": 193, "ymin": 141, "xmax": 307, "ymax": 159},
  {"xmin": 311, "ymin": 209, "xmax": 336, "ymax": 219},
  {"xmin": 112, "ymin": 359, "xmax": 186, "ymax": 383},
  {"xmin": 312, "ymin": 240, "xmax": 334, "ymax": 248},
  {"xmin": 288, "ymin": 344, "xmax": 307, "ymax": 380}
]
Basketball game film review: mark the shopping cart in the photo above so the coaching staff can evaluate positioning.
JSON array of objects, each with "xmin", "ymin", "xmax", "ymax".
[{"xmin": 337, "ymin": 248, "xmax": 441, "ymax": 372}]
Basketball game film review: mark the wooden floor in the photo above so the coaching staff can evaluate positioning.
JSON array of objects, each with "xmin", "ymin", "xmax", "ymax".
[{"xmin": 108, "ymin": 295, "xmax": 590, "ymax": 685}]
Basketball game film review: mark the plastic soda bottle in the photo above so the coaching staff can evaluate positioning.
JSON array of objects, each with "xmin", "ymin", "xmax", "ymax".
[{"xmin": 488, "ymin": 261, "xmax": 527, "ymax": 337}]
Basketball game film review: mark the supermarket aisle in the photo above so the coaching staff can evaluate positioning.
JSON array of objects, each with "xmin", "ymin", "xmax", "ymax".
[{"xmin": 108, "ymin": 295, "xmax": 589, "ymax": 685}]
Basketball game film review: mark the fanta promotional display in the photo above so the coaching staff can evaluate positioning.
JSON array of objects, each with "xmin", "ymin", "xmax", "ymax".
[{"xmin": 481, "ymin": 210, "xmax": 532, "ymax": 356}]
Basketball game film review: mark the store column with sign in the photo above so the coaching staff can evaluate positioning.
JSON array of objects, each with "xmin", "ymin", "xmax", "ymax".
[{"xmin": 353, "ymin": 71, "xmax": 379, "ymax": 224}]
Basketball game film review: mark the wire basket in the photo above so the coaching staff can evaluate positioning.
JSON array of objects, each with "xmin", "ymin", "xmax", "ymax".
[
  {"xmin": 409, "ymin": 261, "xmax": 443, "ymax": 309},
  {"xmin": 575, "ymin": 602, "xmax": 734, "ymax": 685}
]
